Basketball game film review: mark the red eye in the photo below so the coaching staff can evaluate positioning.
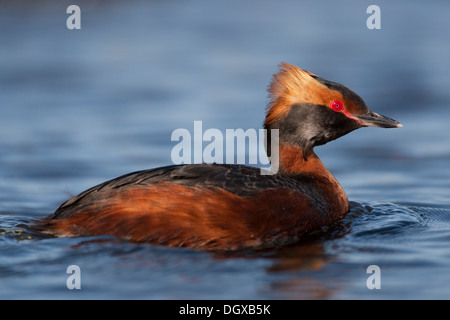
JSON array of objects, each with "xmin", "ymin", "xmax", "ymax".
[{"xmin": 330, "ymin": 100, "xmax": 344, "ymax": 112}]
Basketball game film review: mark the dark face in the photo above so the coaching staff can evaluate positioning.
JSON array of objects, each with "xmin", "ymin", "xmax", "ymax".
[
  {"xmin": 264, "ymin": 74, "xmax": 402, "ymax": 157},
  {"xmin": 268, "ymin": 103, "xmax": 361, "ymax": 155},
  {"xmin": 310, "ymin": 74, "xmax": 402, "ymax": 129}
]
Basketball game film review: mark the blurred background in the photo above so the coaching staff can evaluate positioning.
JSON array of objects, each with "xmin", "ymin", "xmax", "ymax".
[{"xmin": 1, "ymin": 0, "xmax": 450, "ymax": 299}]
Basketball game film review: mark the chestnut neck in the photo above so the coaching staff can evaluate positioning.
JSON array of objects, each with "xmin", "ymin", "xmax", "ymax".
[
  {"xmin": 276, "ymin": 144, "xmax": 348, "ymax": 211},
  {"xmin": 277, "ymin": 144, "xmax": 331, "ymax": 178}
]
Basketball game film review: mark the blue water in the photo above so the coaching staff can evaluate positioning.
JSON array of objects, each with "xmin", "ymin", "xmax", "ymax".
[{"xmin": 1, "ymin": 0, "xmax": 450, "ymax": 299}]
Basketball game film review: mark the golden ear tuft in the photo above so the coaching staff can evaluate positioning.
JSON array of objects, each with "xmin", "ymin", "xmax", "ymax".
[
  {"xmin": 268, "ymin": 63, "xmax": 327, "ymax": 104},
  {"xmin": 265, "ymin": 63, "xmax": 328, "ymax": 126}
]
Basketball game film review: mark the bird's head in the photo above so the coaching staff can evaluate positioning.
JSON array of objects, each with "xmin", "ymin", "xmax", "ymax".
[{"xmin": 264, "ymin": 63, "xmax": 402, "ymax": 158}]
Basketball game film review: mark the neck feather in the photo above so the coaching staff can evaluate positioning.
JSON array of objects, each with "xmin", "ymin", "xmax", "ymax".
[
  {"xmin": 277, "ymin": 144, "xmax": 327, "ymax": 176},
  {"xmin": 276, "ymin": 144, "xmax": 349, "ymax": 213}
]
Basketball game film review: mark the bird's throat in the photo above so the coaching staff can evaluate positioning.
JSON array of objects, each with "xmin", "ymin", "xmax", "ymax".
[
  {"xmin": 278, "ymin": 145, "xmax": 325, "ymax": 175},
  {"xmin": 277, "ymin": 144, "xmax": 349, "ymax": 213}
]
